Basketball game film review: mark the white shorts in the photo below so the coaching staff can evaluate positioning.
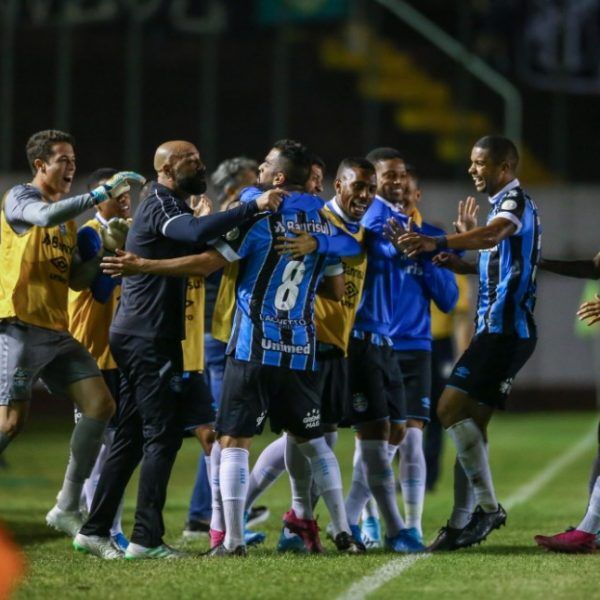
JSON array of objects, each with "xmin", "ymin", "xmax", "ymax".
[{"xmin": 0, "ymin": 319, "xmax": 101, "ymax": 405}]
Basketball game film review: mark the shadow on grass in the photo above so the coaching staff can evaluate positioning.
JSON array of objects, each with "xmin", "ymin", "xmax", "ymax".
[
  {"xmin": 460, "ymin": 544, "xmax": 544, "ymax": 556},
  {"xmin": 3, "ymin": 520, "xmax": 65, "ymax": 547}
]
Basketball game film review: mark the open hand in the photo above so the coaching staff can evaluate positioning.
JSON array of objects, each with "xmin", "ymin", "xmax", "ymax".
[
  {"xmin": 454, "ymin": 196, "xmax": 479, "ymax": 233},
  {"xmin": 274, "ymin": 226, "xmax": 317, "ymax": 259},
  {"xmin": 577, "ymin": 294, "xmax": 600, "ymax": 326},
  {"xmin": 101, "ymin": 249, "xmax": 145, "ymax": 278}
]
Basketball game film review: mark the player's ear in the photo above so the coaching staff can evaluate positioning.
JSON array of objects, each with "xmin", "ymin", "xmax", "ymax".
[
  {"xmin": 273, "ymin": 171, "xmax": 285, "ymax": 186},
  {"xmin": 33, "ymin": 158, "xmax": 46, "ymax": 174},
  {"xmin": 334, "ymin": 178, "xmax": 342, "ymax": 194}
]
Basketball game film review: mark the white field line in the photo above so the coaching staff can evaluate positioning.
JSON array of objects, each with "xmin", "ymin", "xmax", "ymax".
[{"xmin": 335, "ymin": 424, "xmax": 597, "ymax": 600}]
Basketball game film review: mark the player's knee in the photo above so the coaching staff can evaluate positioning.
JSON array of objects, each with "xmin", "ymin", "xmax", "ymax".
[
  {"xmin": 81, "ymin": 392, "xmax": 115, "ymax": 421},
  {"xmin": 436, "ymin": 396, "xmax": 457, "ymax": 428}
]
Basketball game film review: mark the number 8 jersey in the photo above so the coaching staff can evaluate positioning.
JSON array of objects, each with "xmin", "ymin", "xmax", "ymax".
[{"xmin": 211, "ymin": 193, "xmax": 350, "ymax": 371}]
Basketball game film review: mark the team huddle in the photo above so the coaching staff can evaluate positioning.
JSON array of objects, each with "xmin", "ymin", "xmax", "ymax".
[{"xmin": 1, "ymin": 128, "xmax": 599, "ymax": 561}]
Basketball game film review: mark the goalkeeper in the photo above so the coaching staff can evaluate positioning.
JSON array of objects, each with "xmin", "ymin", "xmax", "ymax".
[
  {"xmin": 68, "ymin": 167, "xmax": 134, "ymax": 553},
  {"xmin": 0, "ymin": 129, "xmax": 144, "ymax": 539}
]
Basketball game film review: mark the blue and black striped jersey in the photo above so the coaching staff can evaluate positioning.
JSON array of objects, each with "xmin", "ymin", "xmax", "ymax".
[
  {"xmin": 211, "ymin": 193, "xmax": 350, "ymax": 371},
  {"xmin": 476, "ymin": 179, "xmax": 541, "ymax": 338}
]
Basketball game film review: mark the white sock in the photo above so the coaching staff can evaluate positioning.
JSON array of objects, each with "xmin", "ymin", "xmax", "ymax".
[
  {"xmin": 220, "ymin": 447, "xmax": 249, "ymax": 550},
  {"xmin": 446, "ymin": 419, "xmax": 498, "ymax": 512},
  {"xmin": 310, "ymin": 430, "xmax": 340, "ymax": 510},
  {"xmin": 209, "ymin": 441, "xmax": 225, "ymax": 533},
  {"xmin": 82, "ymin": 429, "xmax": 115, "ymax": 512},
  {"xmin": 346, "ymin": 438, "xmax": 371, "ymax": 525},
  {"xmin": 109, "ymin": 496, "xmax": 125, "ymax": 537},
  {"xmin": 399, "ymin": 427, "xmax": 426, "ymax": 534},
  {"xmin": 284, "ymin": 435, "xmax": 313, "ymax": 519},
  {"xmin": 246, "ymin": 436, "xmax": 286, "ymax": 510},
  {"xmin": 298, "ymin": 437, "xmax": 349, "ymax": 536},
  {"xmin": 578, "ymin": 475, "xmax": 600, "ymax": 533},
  {"xmin": 361, "ymin": 497, "xmax": 379, "ymax": 522},
  {"xmin": 388, "ymin": 443, "xmax": 399, "ymax": 462},
  {"xmin": 324, "ymin": 431, "xmax": 338, "ymax": 449},
  {"xmin": 449, "ymin": 458, "xmax": 475, "ymax": 529},
  {"xmin": 360, "ymin": 439, "xmax": 405, "ymax": 536}
]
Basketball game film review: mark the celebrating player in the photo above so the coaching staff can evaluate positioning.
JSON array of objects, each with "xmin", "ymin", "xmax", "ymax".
[{"xmin": 390, "ymin": 135, "xmax": 541, "ymax": 550}]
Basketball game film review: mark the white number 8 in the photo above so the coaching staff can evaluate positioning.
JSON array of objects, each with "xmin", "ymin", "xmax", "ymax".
[{"xmin": 274, "ymin": 260, "xmax": 306, "ymax": 310}]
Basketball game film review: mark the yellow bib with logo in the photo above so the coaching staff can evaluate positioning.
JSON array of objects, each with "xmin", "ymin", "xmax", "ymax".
[
  {"xmin": 0, "ymin": 205, "xmax": 76, "ymax": 331},
  {"xmin": 315, "ymin": 204, "xmax": 367, "ymax": 354},
  {"xmin": 182, "ymin": 276, "xmax": 206, "ymax": 372},
  {"xmin": 210, "ymin": 262, "xmax": 239, "ymax": 344},
  {"xmin": 68, "ymin": 218, "xmax": 119, "ymax": 369}
]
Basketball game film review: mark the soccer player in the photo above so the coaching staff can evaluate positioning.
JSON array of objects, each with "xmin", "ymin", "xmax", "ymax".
[
  {"xmin": 388, "ymin": 166, "xmax": 459, "ymax": 544},
  {"xmin": 391, "ymin": 135, "xmax": 541, "ymax": 550},
  {"xmin": 243, "ymin": 157, "xmax": 376, "ymax": 552},
  {"xmin": 531, "ymin": 252, "xmax": 600, "ymax": 552},
  {"xmin": 344, "ymin": 147, "xmax": 417, "ymax": 552},
  {"xmin": 73, "ymin": 140, "xmax": 280, "ymax": 560},
  {"xmin": 0, "ymin": 129, "xmax": 143, "ymax": 538},
  {"xmin": 306, "ymin": 154, "xmax": 326, "ymax": 195},
  {"xmin": 101, "ymin": 140, "xmax": 365, "ymax": 556},
  {"xmin": 68, "ymin": 167, "xmax": 133, "ymax": 551}
]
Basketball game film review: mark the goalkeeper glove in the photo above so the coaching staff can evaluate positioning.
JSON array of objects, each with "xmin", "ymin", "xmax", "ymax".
[
  {"xmin": 90, "ymin": 171, "xmax": 146, "ymax": 205},
  {"xmin": 100, "ymin": 218, "xmax": 130, "ymax": 252}
]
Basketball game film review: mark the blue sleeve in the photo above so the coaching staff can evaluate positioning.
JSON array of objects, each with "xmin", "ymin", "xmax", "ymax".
[
  {"xmin": 162, "ymin": 201, "xmax": 259, "ymax": 244},
  {"xmin": 421, "ymin": 259, "xmax": 459, "ymax": 313},
  {"xmin": 313, "ymin": 229, "xmax": 361, "ymax": 257},
  {"xmin": 362, "ymin": 209, "xmax": 400, "ymax": 259},
  {"xmin": 77, "ymin": 226, "xmax": 102, "ymax": 261},
  {"xmin": 239, "ymin": 186, "xmax": 263, "ymax": 204},
  {"xmin": 89, "ymin": 272, "xmax": 120, "ymax": 304},
  {"xmin": 210, "ymin": 216, "xmax": 268, "ymax": 262}
]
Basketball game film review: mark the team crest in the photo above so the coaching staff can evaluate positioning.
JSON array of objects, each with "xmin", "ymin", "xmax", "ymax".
[
  {"xmin": 499, "ymin": 377, "xmax": 513, "ymax": 395},
  {"xmin": 352, "ymin": 392, "xmax": 368, "ymax": 413},
  {"xmin": 225, "ymin": 227, "xmax": 239, "ymax": 241}
]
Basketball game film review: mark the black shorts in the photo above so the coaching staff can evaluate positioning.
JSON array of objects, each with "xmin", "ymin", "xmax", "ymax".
[
  {"xmin": 392, "ymin": 350, "xmax": 432, "ymax": 422},
  {"xmin": 215, "ymin": 357, "xmax": 322, "ymax": 439},
  {"xmin": 447, "ymin": 333, "xmax": 536, "ymax": 409},
  {"xmin": 181, "ymin": 371, "xmax": 216, "ymax": 433},
  {"xmin": 316, "ymin": 345, "xmax": 349, "ymax": 427},
  {"xmin": 347, "ymin": 337, "xmax": 405, "ymax": 425}
]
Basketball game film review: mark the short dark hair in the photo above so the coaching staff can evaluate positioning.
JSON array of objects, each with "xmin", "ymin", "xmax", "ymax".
[
  {"xmin": 272, "ymin": 139, "xmax": 311, "ymax": 186},
  {"xmin": 86, "ymin": 167, "xmax": 118, "ymax": 191},
  {"xmin": 26, "ymin": 129, "xmax": 75, "ymax": 174},
  {"xmin": 211, "ymin": 156, "xmax": 258, "ymax": 202},
  {"xmin": 310, "ymin": 153, "xmax": 326, "ymax": 173},
  {"xmin": 336, "ymin": 157, "xmax": 375, "ymax": 179},
  {"xmin": 473, "ymin": 135, "xmax": 519, "ymax": 169},
  {"xmin": 365, "ymin": 147, "xmax": 404, "ymax": 164}
]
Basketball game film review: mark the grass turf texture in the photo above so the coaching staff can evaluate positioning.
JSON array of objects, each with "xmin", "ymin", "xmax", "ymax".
[{"xmin": 1, "ymin": 412, "xmax": 598, "ymax": 599}]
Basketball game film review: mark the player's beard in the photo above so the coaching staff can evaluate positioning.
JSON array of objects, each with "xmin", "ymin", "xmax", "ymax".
[{"xmin": 177, "ymin": 172, "xmax": 207, "ymax": 195}]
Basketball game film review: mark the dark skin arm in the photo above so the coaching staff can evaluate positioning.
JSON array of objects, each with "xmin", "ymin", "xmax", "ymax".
[
  {"xmin": 388, "ymin": 217, "xmax": 516, "ymax": 257},
  {"xmin": 317, "ymin": 273, "xmax": 345, "ymax": 301},
  {"xmin": 432, "ymin": 252, "xmax": 478, "ymax": 275},
  {"xmin": 539, "ymin": 253, "xmax": 600, "ymax": 279},
  {"xmin": 100, "ymin": 248, "xmax": 227, "ymax": 278}
]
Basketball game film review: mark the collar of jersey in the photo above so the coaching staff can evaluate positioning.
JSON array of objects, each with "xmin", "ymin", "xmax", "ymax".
[
  {"xmin": 281, "ymin": 191, "xmax": 324, "ymax": 212},
  {"xmin": 488, "ymin": 178, "xmax": 520, "ymax": 205},
  {"xmin": 375, "ymin": 194, "xmax": 405, "ymax": 216},
  {"xmin": 95, "ymin": 213, "xmax": 109, "ymax": 228},
  {"xmin": 327, "ymin": 198, "xmax": 360, "ymax": 225}
]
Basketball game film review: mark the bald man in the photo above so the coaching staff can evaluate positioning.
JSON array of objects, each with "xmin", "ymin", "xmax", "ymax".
[{"xmin": 74, "ymin": 141, "xmax": 282, "ymax": 560}]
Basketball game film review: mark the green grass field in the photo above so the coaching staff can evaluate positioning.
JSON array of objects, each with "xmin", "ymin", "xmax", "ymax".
[{"xmin": 1, "ymin": 412, "xmax": 599, "ymax": 599}]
